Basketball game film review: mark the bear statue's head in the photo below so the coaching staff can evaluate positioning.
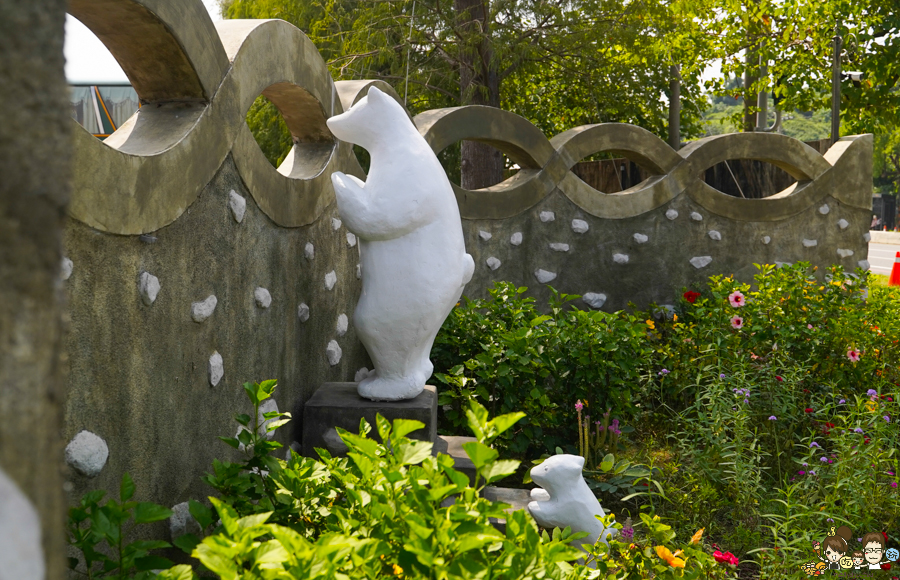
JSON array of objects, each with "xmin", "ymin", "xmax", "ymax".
[
  {"xmin": 326, "ymin": 86, "xmax": 408, "ymax": 152},
  {"xmin": 530, "ymin": 454, "xmax": 585, "ymax": 494}
]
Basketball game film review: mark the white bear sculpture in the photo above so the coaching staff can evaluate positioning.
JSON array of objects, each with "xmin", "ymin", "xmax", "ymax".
[
  {"xmin": 527, "ymin": 454, "xmax": 617, "ymax": 555},
  {"xmin": 326, "ymin": 87, "xmax": 475, "ymax": 401}
]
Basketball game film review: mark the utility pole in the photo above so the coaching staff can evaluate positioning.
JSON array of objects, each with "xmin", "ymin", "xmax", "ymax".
[{"xmin": 831, "ymin": 23, "xmax": 842, "ymax": 144}]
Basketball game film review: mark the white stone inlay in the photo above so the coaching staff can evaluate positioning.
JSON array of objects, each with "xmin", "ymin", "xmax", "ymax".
[
  {"xmin": 355, "ymin": 264, "xmax": 362, "ymax": 279},
  {"xmin": 170, "ymin": 502, "xmax": 202, "ymax": 539},
  {"xmin": 802, "ymin": 239, "xmax": 818, "ymax": 248},
  {"xmin": 326, "ymin": 340, "xmax": 342, "ymax": 366},
  {"xmin": 65, "ymin": 431, "xmax": 109, "ymax": 477},
  {"xmin": 297, "ymin": 303, "xmax": 310, "ymax": 322},
  {"xmin": 304, "ymin": 242, "xmax": 315, "ymax": 260},
  {"xmin": 325, "ymin": 270, "xmax": 337, "ymax": 291},
  {"xmin": 332, "ymin": 217, "xmax": 342, "ymax": 231},
  {"xmin": 540, "ymin": 211, "xmax": 556, "ymax": 222},
  {"xmin": 486, "ymin": 257, "xmax": 501, "ymax": 270},
  {"xmin": 535, "ymin": 269, "xmax": 557, "ymax": 283},
  {"xmin": 479, "ymin": 230, "xmax": 492, "ymax": 241},
  {"xmin": 762, "ymin": 236, "xmax": 771, "ymax": 245},
  {"xmin": 690, "ymin": 256, "xmax": 712, "ymax": 269},
  {"xmin": 838, "ymin": 219, "xmax": 849, "ymax": 230},
  {"xmin": 354, "ymin": 367, "xmax": 371, "ymax": 382},
  {"xmin": 229, "ymin": 190, "xmax": 246, "ymax": 223},
  {"xmin": 254, "ymin": 287, "xmax": 272, "ymax": 308},
  {"xmin": 347, "ymin": 232, "xmax": 357, "ymax": 247},
  {"xmin": 61, "ymin": 257, "xmax": 73, "ymax": 280},
  {"xmin": 583, "ymin": 293, "xmax": 607, "ymax": 309},
  {"xmin": 209, "ymin": 351, "xmax": 224, "ymax": 387},
  {"xmin": 633, "ymin": 233, "xmax": 648, "ymax": 244},
  {"xmin": 690, "ymin": 212, "xmax": 703, "ymax": 221},
  {"xmin": 336, "ymin": 313, "xmax": 349, "ymax": 336},
  {"xmin": 571, "ymin": 219, "xmax": 589, "ymax": 233},
  {"xmin": 818, "ymin": 204, "xmax": 830, "ymax": 215},
  {"xmin": 510, "ymin": 232, "xmax": 523, "ymax": 246},
  {"xmin": 550, "ymin": 243, "xmax": 570, "ymax": 252},
  {"xmin": 613, "ymin": 253, "xmax": 629, "ymax": 264},
  {"xmin": 859, "ymin": 260, "xmax": 870, "ymax": 270},
  {"xmin": 864, "ymin": 232, "xmax": 872, "ymax": 242},
  {"xmin": 708, "ymin": 230, "xmax": 722, "ymax": 241},
  {"xmin": 191, "ymin": 295, "xmax": 217, "ymax": 323},
  {"xmin": 665, "ymin": 209, "xmax": 679, "ymax": 220},
  {"xmin": 837, "ymin": 248, "xmax": 854, "ymax": 258},
  {"xmin": 138, "ymin": 272, "xmax": 160, "ymax": 305}
]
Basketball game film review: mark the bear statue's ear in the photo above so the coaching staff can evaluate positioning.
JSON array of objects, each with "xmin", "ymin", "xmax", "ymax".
[
  {"xmin": 366, "ymin": 86, "xmax": 387, "ymax": 104},
  {"xmin": 574, "ymin": 455, "xmax": 585, "ymax": 469}
]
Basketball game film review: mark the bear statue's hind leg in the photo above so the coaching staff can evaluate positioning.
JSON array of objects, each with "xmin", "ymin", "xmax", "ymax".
[{"xmin": 358, "ymin": 371, "xmax": 425, "ymax": 401}]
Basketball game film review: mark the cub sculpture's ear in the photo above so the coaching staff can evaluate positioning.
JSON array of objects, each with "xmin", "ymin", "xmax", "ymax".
[{"xmin": 574, "ymin": 455, "xmax": 585, "ymax": 469}]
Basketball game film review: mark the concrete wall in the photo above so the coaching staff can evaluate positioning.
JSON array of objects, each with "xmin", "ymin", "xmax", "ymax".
[{"xmin": 413, "ymin": 108, "xmax": 872, "ymax": 310}]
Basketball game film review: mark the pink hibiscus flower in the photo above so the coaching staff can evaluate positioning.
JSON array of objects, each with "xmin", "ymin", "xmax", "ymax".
[
  {"xmin": 730, "ymin": 316, "xmax": 744, "ymax": 330},
  {"xmin": 728, "ymin": 291, "xmax": 745, "ymax": 308},
  {"xmin": 847, "ymin": 349, "xmax": 861, "ymax": 362}
]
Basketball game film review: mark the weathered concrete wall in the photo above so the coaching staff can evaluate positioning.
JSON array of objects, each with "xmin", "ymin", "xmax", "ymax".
[
  {"xmin": 414, "ymin": 108, "xmax": 873, "ymax": 310},
  {"xmin": 62, "ymin": 156, "xmax": 368, "ymax": 510},
  {"xmin": 60, "ymin": 0, "xmax": 388, "ymax": 535},
  {"xmin": 0, "ymin": 0, "xmax": 70, "ymax": 576}
]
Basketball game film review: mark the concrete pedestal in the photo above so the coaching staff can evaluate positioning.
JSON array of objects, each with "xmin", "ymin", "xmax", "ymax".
[{"xmin": 301, "ymin": 382, "xmax": 437, "ymax": 457}]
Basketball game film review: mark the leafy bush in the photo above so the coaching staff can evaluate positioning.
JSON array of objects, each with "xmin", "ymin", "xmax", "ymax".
[
  {"xmin": 68, "ymin": 473, "xmax": 175, "ymax": 579},
  {"xmin": 433, "ymin": 282, "xmax": 653, "ymax": 459}
]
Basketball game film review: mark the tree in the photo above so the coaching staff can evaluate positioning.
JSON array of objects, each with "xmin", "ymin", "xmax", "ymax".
[
  {"xmin": 222, "ymin": 0, "xmax": 709, "ymax": 182},
  {"xmin": 673, "ymin": 0, "xmax": 900, "ymax": 136}
]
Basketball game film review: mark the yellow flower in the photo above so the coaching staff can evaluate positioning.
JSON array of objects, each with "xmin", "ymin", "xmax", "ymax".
[
  {"xmin": 690, "ymin": 528, "xmax": 705, "ymax": 544},
  {"xmin": 866, "ymin": 401, "xmax": 878, "ymax": 412},
  {"xmin": 392, "ymin": 564, "xmax": 404, "ymax": 576},
  {"xmin": 646, "ymin": 319, "xmax": 656, "ymax": 329},
  {"xmin": 673, "ymin": 314, "xmax": 678, "ymax": 322},
  {"xmin": 656, "ymin": 545, "xmax": 686, "ymax": 568}
]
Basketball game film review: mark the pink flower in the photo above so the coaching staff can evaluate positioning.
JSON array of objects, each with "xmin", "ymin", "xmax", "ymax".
[
  {"xmin": 728, "ymin": 291, "xmax": 746, "ymax": 308},
  {"xmin": 891, "ymin": 482, "xmax": 898, "ymax": 489},
  {"xmin": 730, "ymin": 316, "xmax": 744, "ymax": 330},
  {"xmin": 575, "ymin": 400, "xmax": 584, "ymax": 411},
  {"xmin": 847, "ymin": 349, "xmax": 861, "ymax": 362},
  {"xmin": 807, "ymin": 324, "xmax": 814, "ymax": 329}
]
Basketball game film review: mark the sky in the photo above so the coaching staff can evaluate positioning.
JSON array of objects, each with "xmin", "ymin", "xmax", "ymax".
[{"xmin": 64, "ymin": 0, "xmax": 222, "ymax": 83}]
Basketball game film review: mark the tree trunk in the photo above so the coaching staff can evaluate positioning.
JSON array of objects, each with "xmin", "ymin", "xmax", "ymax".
[
  {"xmin": 454, "ymin": 0, "xmax": 504, "ymax": 189},
  {"xmin": 743, "ymin": 48, "xmax": 758, "ymax": 132},
  {"xmin": 668, "ymin": 65, "xmax": 681, "ymax": 150},
  {"xmin": 0, "ymin": 0, "xmax": 71, "ymax": 577}
]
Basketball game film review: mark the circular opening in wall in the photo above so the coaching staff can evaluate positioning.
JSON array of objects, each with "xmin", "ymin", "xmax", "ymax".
[
  {"xmin": 701, "ymin": 160, "xmax": 800, "ymax": 199},
  {"xmin": 571, "ymin": 153, "xmax": 665, "ymax": 194},
  {"xmin": 253, "ymin": 82, "xmax": 335, "ymax": 180}
]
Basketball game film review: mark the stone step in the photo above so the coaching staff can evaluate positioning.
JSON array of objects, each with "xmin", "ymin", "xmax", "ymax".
[{"xmin": 432, "ymin": 435, "xmax": 476, "ymax": 483}]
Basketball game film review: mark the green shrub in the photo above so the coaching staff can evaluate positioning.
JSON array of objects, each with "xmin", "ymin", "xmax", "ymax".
[{"xmin": 433, "ymin": 282, "xmax": 653, "ymax": 459}]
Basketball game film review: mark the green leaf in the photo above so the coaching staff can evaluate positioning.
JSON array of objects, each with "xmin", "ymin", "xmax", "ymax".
[
  {"xmin": 209, "ymin": 497, "xmax": 239, "ymax": 536},
  {"xmin": 235, "ymin": 413, "xmax": 251, "ymax": 427},
  {"xmin": 482, "ymin": 459, "xmax": 521, "ymax": 484},
  {"xmin": 394, "ymin": 440, "xmax": 433, "ymax": 465},
  {"xmin": 375, "ymin": 414, "xmax": 392, "ymax": 443},
  {"xmin": 120, "ymin": 473, "xmax": 136, "ymax": 502},
  {"xmin": 173, "ymin": 533, "xmax": 201, "ymax": 554},
  {"xmin": 465, "ymin": 401, "xmax": 490, "ymax": 441},
  {"xmin": 488, "ymin": 412, "xmax": 526, "ymax": 437},
  {"xmin": 462, "ymin": 441, "xmax": 499, "ymax": 469},
  {"xmin": 188, "ymin": 500, "xmax": 215, "ymax": 530},
  {"xmin": 133, "ymin": 503, "xmax": 173, "ymax": 524},
  {"xmin": 243, "ymin": 382, "xmax": 260, "ymax": 405},
  {"xmin": 154, "ymin": 565, "xmax": 196, "ymax": 580},
  {"xmin": 392, "ymin": 419, "xmax": 425, "ymax": 439},
  {"xmin": 135, "ymin": 555, "xmax": 174, "ymax": 571}
]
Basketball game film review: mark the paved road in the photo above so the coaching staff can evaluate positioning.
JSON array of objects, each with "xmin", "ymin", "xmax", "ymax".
[{"xmin": 868, "ymin": 242, "xmax": 899, "ymax": 276}]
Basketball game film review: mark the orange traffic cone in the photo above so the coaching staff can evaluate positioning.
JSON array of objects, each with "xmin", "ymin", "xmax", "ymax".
[{"xmin": 890, "ymin": 252, "xmax": 900, "ymax": 287}]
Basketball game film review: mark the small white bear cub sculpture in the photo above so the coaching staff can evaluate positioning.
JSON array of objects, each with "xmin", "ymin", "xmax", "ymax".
[
  {"xmin": 528, "ymin": 454, "xmax": 617, "ymax": 553},
  {"xmin": 326, "ymin": 87, "xmax": 475, "ymax": 401}
]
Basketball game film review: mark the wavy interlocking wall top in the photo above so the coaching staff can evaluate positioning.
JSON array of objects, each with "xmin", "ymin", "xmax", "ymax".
[{"xmin": 62, "ymin": 0, "xmax": 871, "ymax": 512}]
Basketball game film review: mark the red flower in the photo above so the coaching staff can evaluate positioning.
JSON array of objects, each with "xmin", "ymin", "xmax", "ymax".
[
  {"xmin": 883, "ymin": 532, "xmax": 889, "ymax": 542},
  {"xmin": 805, "ymin": 408, "xmax": 814, "ymax": 414},
  {"xmin": 713, "ymin": 551, "xmax": 740, "ymax": 565},
  {"xmin": 864, "ymin": 437, "xmax": 871, "ymax": 444},
  {"xmin": 775, "ymin": 376, "xmax": 784, "ymax": 382},
  {"xmin": 882, "ymin": 563, "xmax": 892, "ymax": 570},
  {"xmin": 684, "ymin": 291, "xmax": 701, "ymax": 304}
]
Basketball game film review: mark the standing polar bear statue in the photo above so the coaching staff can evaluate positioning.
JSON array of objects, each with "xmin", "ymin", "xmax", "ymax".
[{"xmin": 326, "ymin": 87, "xmax": 475, "ymax": 401}]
